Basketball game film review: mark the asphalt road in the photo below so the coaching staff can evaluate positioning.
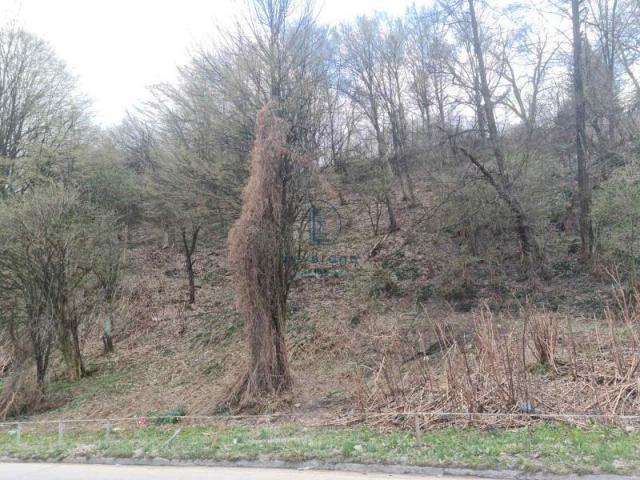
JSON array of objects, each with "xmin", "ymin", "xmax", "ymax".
[{"xmin": 0, "ymin": 463, "xmax": 481, "ymax": 480}]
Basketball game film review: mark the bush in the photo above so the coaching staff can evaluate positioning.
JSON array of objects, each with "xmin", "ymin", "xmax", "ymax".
[
  {"xmin": 80, "ymin": 155, "xmax": 142, "ymax": 224},
  {"xmin": 0, "ymin": 184, "xmax": 123, "ymax": 414},
  {"xmin": 435, "ymin": 256, "xmax": 476, "ymax": 310},
  {"xmin": 415, "ymin": 284, "xmax": 435, "ymax": 305},
  {"xmin": 381, "ymin": 252, "xmax": 420, "ymax": 281},
  {"xmin": 368, "ymin": 269, "xmax": 401, "ymax": 298},
  {"xmin": 593, "ymin": 160, "xmax": 640, "ymax": 267},
  {"xmin": 0, "ymin": 367, "xmax": 43, "ymax": 419},
  {"xmin": 153, "ymin": 406, "xmax": 187, "ymax": 425}
]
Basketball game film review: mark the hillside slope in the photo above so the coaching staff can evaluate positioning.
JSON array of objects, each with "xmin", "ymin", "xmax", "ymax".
[{"xmin": 22, "ymin": 186, "xmax": 627, "ymax": 424}]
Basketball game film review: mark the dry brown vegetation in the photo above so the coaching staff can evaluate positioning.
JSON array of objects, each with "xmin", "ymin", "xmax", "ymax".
[
  {"xmin": 1, "ymin": 0, "xmax": 640, "ymax": 434},
  {"xmin": 227, "ymin": 104, "xmax": 294, "ymax": 407},
  {"xmin": 7, "ymin": 182, "xmax": 636, "ymax": 430},
  {"xmin": 350, "ymin": 299, "xmax": 640, "ymax": 428}
]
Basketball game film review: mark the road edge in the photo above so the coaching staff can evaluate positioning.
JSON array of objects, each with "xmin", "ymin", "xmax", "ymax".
[{"xmin": 0, "ymin": 456, "xmax": 636, "ymax": 480}]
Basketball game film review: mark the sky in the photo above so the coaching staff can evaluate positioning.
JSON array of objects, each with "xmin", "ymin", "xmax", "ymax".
[{"xmin": 1, "ymin": 0, "xmax": 433, "ymax": 126}]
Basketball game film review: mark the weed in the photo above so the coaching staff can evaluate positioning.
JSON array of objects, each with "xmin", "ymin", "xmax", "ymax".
[
  {"xmin": 152, "ymin": 406, "xmax": 186, "ymax": 425},
  {"xmin": 415, "ymin": 284, "xmax": 434, "ymax": 305},
  {"xmin": 382, "ymin": 252, "xmax": 420, "ymax": 281},
  {"xmin": 368, "ymin": 269, "xmax": 401, "ymax": 298}
]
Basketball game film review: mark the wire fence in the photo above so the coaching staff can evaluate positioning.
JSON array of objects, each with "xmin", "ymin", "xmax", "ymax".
[
  {"xmin": 4, "ymin": 411, "xmax": 640, "ymax": 428},
  {"xmin": 2, "ymin": 410, "xmax": 640, "ymax": 477},
  {"xmin": 2, "ymin": 410, "xmax": 640, "ymax": 449}
]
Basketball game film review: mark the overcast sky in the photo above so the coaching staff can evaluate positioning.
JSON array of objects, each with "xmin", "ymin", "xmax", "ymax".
[{"xmin": 1, "ymin": 0, "xmax": 434, "ymax": 126}]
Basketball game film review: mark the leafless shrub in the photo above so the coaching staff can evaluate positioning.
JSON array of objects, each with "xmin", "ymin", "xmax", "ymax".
[
  {"xmin": 525, "ymin": 307, "xmax": 559, "ymax": 368},
  {"xmin": 604, "ymin": 276, "xmax": 640, "ymax": 382},
  {"xmin": 0, "ymin": 362, "xmax": 43, "ymax": 420},
  {"xmin": 441, "ymin": 306, "xmax": 528, "ymax": 414},
  {"xmin": 0, "ymin": 185, "xmax": 122, "ymax": 417}
]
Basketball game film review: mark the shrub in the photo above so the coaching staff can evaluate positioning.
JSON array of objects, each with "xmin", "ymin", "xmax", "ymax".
[
  {"xmin": 0, "ymin": 366, "xmax": 43, "ymax": 419},
  {"xmin": 382, "ymin": 252, "xmax": 420, "ymax": 281},
  {"xmin": 593, "ymin": 160, "xmax": 640, "ymax": 268},
  {"xmin": 368, "ymin": 269, "xmax": 401, "ymax": 298},
  {"xmin": 525, "ymin": 308, "xmax": 558, "ymax": 367},
  {"xmin": 0, "ymin": 184, "xmax": 122, "ymax": 416},
  {"xmin": 153, "ymin": 406, "xmax": 187, "ymax": 425},
  {"xmin": 415, "ymin": 284, "xmax": 435, "ymax": 305},
  {"xmin": 81, "ymin": 155, "xmax": 142, "ymax": 224}
]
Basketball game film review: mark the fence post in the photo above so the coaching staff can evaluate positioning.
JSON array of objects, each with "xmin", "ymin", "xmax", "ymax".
[
  {"xmin": 57, "ymin": 420, "xmax": 64, "ymax": 449},
  {"xmin": 104, "ymin": 420, "xmax": 111, "ymax": 446},
  {"xmin": 15, "ymin": 423, "xmax": 21, "ymax": 447},
  {"xmin": 414, "ymin": 415, "xmax": 423, "ymax": 448}
]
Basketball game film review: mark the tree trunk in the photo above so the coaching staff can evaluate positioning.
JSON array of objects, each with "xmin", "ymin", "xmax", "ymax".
[
  {"xmin": 227, "ymin": 104, "xmax": 295, "ymax": 408},
  {"xmin": 235, "ymin": 304, "xmax": 292, "ymax": 406},
  {"xmin": 572, "ymin": 0, "xmax": 593, "ymax": 259},
  {"xmin": 102, "ymin": 301, "xmax": 114, "ymax": 354},
  {"xmin": 35, "ymin": 353, "xmax": 48, "ymax": 394},
  {"xmin": 181, "ymin": 226, "xmax": 200, "ymax": 305},
  {"xmin": 457, "ymin": 145, "xmax": 537, "ymax": 262},
  {"xmin": 384, "ymin": 193, "xmax": 399, "ymax": 232},
  {"xmin": 60, "ymin": 326, "xmax": 85, "ymax": 381},
  {"xmin": 186, "ymin": 259, "xmax": 195, "ymax": 304},
  {"xmin": 402, "ymin": 161, "xmax": 416, "ymax": 207},
  {"xmin": 372, "ymin": 115, "xmax": 399, "ymax": 232},
  {"xmin": 473, "ymin": 72, "xmax": 486, "ymax": 139},
  {"xmin": 467, "ymin": 0, "xmax": 541, "ymax": 266}
]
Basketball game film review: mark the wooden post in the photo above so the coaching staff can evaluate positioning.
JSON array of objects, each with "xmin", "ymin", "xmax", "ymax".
[
  {"xmin": 104, "ymin": 420, "xmax": 111, "ymax": 446},
  {"xmin": 414, "ymin": 415, "xmax": 423, "ymax": 448},
  {"xmin": 57, "ymin": 420, "xmax": 64, "ymax": 449}
]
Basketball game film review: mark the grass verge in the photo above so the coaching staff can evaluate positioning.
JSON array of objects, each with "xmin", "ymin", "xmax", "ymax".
[{"xmin": 0, "ymin": 423, "xmax": 638, "ymax": 475}]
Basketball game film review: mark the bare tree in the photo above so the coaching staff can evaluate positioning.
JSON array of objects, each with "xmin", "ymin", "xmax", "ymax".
[
  {"xmin": 0, "ymin": 186, "xmax": 121, "ymax": 384},
  {"xmin": 181, "ymin": 225, "xmax": 201, "ymax": 305},
  {"xmin": 377, "ymin": 16, "xmax": 416, "ymax": 205},
  {"xmin": 616, "ymin": 0, "xmax": 640, "ymax": 99},
  {"xmin": 500, "ymin": 33, "xmax": 558, "ymax": 135},
  {"xmin": 0, "ymin": 27, "xmax": 87, "ymax": 198},
  {"xmin": 339, "ymin": 15, "xmax": 399, "ymax": 231},
  {"xmin": 148, "ymin": 146, "xmax": 237, "ymax": 304},
  {"xmin": 572, "ymin": 0, "xmax": 593, "ymax": 258},
  {"xmin": 225, "ymin": 0, "xmax": 324, "ymax": 407},
  {"xmin": 322, "ymin": 43, "xmax": 359, "ymax": 174},
  {"xmin": 0, "ymin": 221, "xmax": 55, "ymax": 394},
  {"xmin": 93, "ymin": 226, "xmax": 124, "ymax": 354},
  {"xmin": 406, "ymin": 5, "xmax": 453, "ymax": 132},
  {"xmin": 443, "ymin": 0, "xmax": 542, "ymax": 267},
  {"xmin": 110, "ymin": 112, "xmax": 158, "ymax": 173}
]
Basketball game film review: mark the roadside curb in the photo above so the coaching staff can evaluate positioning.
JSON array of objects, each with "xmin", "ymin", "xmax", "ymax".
[{"xmin": 1, "ymin": 456, "xmax": 636, "ymax": 480}]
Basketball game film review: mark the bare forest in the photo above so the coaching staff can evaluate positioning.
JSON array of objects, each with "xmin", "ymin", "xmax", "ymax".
[{"xmin": 1, "ymin": 0, "xmax": 640, "ymax": 430}]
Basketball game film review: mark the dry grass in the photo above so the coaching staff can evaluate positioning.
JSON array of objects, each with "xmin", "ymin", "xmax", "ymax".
[
  {"xmin": 24, "ymin": 234, "xmax": 640, "ymax": 432},
  {"xmin": 6, "ymin": 181, "xmax": 639, "ymax": 433},
  {"xmin": 345, "ymin": 282, "xmax": 640, "ymax": 429},
  {"xmin": 526, "ymin": 307, "xmax": 559, "ymax": 368},
  {"xmin": 0, "ymin": 365, "xmax": 43, "ymax": 419}
]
